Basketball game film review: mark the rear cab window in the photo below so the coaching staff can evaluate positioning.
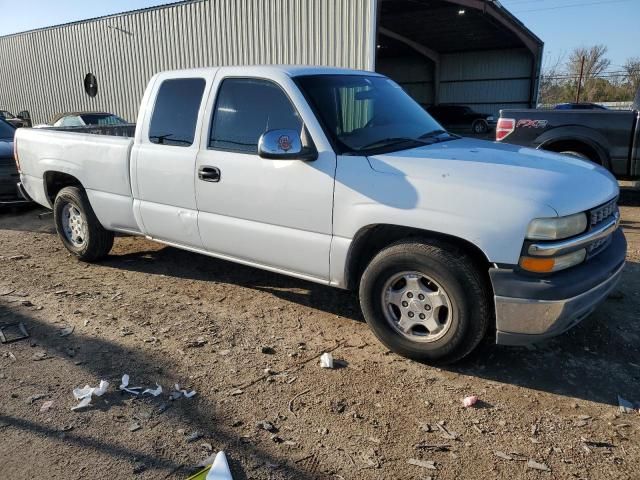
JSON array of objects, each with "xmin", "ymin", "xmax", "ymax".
[{"xmin": 149, "ymin": 78, "xmax": 206, "ymax": 147}]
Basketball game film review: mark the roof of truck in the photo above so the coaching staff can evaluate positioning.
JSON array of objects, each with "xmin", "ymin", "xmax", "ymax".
[{"xmin": 160, "ymin": 65, "xmax": 383, "ymax": 78}]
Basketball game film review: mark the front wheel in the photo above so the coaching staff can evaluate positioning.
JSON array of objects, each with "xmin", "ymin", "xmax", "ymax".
[
  {"xmin": 359, "ymin": 240, "xmax": 489, "ymax": 364},
  {"xmin": 53, "ymin": 186, "xmax": 114, "ymax": 262}
]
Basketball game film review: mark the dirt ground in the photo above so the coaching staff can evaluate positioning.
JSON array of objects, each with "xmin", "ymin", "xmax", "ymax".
[{"xmin": 1, "ymin": 188, "xmax": 639, "ymax": 480}]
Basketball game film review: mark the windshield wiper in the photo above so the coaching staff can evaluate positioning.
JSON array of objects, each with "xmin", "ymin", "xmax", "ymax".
[
  {"xmin": 359, "ymin": 137, "xmax": 428, "ymax": 151},
  {"xmin": 418, "ymin": 129, "xmax": 459, "ymax": 141}
]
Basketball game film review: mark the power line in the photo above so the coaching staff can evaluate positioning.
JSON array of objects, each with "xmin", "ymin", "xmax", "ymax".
[{"xmin": 513, "ymin": 0, "xmax": 634, "ymax": 13}]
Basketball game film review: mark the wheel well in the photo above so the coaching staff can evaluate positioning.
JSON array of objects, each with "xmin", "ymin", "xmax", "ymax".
[
  {"xmin": 344, "ymin": 224, "xmax": 492, "ymax": 291},
  {"xmin": 44, "ymin": 171, "xmax": 83, "ymax": 206},
  {"xmin": 542, "ymin": 139, "xmax": 602, "ymax": 165}
]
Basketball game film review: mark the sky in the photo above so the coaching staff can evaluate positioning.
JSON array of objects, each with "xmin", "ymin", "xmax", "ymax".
[
  {"xmin": 0, "ymin": 0, "xmax": 638, "ymax": 70},
  {"xmin": 499, "ymin": 0, "xmax": 640, "ymax": 69}
]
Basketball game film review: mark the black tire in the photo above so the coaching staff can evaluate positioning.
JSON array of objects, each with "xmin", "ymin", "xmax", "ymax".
[
  {"xmin": 359, "ymin": 239, "xmax": 489, "ymax": 364},
  {"xmin": 472, "ymin": 119, "xmax": 489, "ymax": 135},
  {"xmin": 53, "ymin": 186, "xmax": 114, "ymax": 262}
]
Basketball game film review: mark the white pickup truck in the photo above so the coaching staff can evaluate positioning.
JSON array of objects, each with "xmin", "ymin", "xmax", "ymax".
[{"xmin": 15, "ymin": 66, "xmax": 626, "ymax": 363}]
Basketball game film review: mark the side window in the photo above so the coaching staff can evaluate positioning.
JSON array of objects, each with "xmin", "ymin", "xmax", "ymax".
[
  {"xmin": 59, "ymin": 116, "xmax": 84, "ymax": 127},
  {"xmin": 149, "ymin": 78, "xmax": 206, "ymax": 147},
  {"xmin": 209, "ymin": 78, "xmax": 302, "ymax": 153}
]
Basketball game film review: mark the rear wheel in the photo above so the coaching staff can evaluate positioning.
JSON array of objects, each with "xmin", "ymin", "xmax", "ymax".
[
  {"xmin": 53, "ymin": 186, "xmax": 114, "ymax": 261},
  {"xmin": 359, "ymin": 240, "xmax": 489, "ymax": 364},
  {"xmin": 472, "ymin": 119, "xmax": 489, "ymax": 135},
  {"xmin": 560, "ymin": 150, "xmax": 590, "ymax": 161}
]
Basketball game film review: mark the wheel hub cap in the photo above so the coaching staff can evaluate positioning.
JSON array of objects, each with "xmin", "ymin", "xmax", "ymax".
[
  {"xmin": 382, "ymin": 271, "xmax": 452, "ymax": 343},
  {"xmin": 62, "ymin": 204, "xmax": 87, "ymax": 248}
]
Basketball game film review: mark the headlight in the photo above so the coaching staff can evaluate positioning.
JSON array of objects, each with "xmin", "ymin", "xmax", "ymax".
[
  {"xmin": 526, "ymin": 213, "xmax": 587, "ymax": 240},
  {"xmin": 520, "ymin": 249, "xmax": 586, "ymax": 273}
]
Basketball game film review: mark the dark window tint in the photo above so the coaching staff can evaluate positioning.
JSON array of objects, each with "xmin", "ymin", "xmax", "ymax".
[
  {"xmin": 0, "ymin": 119, "xmax": 15, "ymax": 139},
  {"xmin": 149, "ymin": 78, "xmax": 205, "ymax": 147},
  {"xmin": 209, "ymin": 78, "xmax": 302, "ymax": 153},
  {"xmin": 81, "ymin": 114, "xmax": 127, "ymax": 125}
]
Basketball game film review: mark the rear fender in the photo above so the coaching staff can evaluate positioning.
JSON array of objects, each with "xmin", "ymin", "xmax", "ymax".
[{"xmin": 535, "ymin": 126, "xmax": 611, "ymax": 170}]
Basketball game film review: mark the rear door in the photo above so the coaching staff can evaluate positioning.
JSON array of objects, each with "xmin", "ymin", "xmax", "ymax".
[
  {"xmin": 194, "ymin": 71, "xmax": 336, "ymax": 281},
  {"xmin": 131, "ymin": 71, "xmax": 212, "ymax": 247}
]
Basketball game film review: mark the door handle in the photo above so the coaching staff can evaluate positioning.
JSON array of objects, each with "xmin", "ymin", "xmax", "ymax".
[{"xmin": 198, "ymin": 166, "xmax": 221, "ymax": 182}]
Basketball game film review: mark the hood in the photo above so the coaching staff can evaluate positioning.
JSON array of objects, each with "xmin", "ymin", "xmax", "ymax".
[
  {"xmin": 0, "ymin": 139, "xmax": 13, "ymax": 159},
  {"xmin": 368, "ymin": 137, "xmax": 618, "ymax": 217}
]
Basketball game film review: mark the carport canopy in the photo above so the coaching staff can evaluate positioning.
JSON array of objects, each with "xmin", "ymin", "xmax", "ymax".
[{"xmin": 375, "ymin": 0, "xmax": 543, "ymax": 112}]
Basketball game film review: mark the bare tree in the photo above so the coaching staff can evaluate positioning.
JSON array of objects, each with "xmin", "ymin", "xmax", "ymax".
[
  {"xmin": 567, "ymin": 45, "xmax": 611, "ymax": 78},
  {"xmin": 567, "ymin": 45, "xmax": 611, "ymax": 101},
  {"xmin": 624, "ymin": 57, "xmax": 640, "ymax": 93}
]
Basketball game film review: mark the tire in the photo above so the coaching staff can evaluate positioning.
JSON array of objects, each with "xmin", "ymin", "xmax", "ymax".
[
  {"xmin": 359, "ymin": 239, "xmax": 489, "ymax": 364},
  {"xmin": 472, "ymin": 120, "xmax": 489, "ymax": 135},
  {"xmin": 53, "ymin": 186, "xmax": 114, "ymax": 261}
]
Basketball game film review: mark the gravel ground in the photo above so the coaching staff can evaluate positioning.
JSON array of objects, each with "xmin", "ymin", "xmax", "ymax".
[{"xmin": 0, "ymin": 188, "xmax": 639, "ymax": 480}]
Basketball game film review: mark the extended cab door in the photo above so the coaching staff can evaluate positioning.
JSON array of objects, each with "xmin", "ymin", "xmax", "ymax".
[
  {"xmin": 194, "ymin": 71, "xmax": 336, "ymax": 282},
  {"xmin": 131, "ymin": 72, "xmax": 213, "ymax": 247}
]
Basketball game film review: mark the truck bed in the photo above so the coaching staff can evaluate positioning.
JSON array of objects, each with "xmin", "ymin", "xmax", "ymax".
[{"xmin": 17, "ymin": 127, "xmax": 140, "ymax": 232}]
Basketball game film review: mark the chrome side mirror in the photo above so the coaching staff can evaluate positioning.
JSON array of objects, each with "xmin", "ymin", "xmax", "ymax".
[{"xmin": 258, "ymin": 129, "xmax": 317, "ymax": 161}]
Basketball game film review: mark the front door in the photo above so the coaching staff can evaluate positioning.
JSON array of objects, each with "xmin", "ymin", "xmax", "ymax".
[
  {"xmin": 195, "ymin": 75, "xmax": 336, "ymax": 282},
  {"xmin": 133, "ymin": 74, "xmax": 210, "ymax": 248}
]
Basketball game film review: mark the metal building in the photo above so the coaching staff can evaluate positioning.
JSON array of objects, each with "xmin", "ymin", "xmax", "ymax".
[{"xmin": 0, "ymin": 0, "xmax": 542, "ymax": 124}]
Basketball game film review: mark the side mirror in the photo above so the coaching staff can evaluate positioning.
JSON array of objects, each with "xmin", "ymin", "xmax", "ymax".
[{"xmin": 258, "ymin": 129, "xmax": 317, "ymax": 161}]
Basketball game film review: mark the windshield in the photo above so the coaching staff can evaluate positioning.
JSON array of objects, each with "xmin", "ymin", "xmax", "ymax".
[
  {"xmin": 79, "ymin": 114, "xmax": 127, "ymax": 125},
  {"xmin": 295, "ymin": 74, "xmax": 449, "ymax": 154},
  {"xmin": 0, "ymin": 119, "xmax": 15, "ymax": 139}
]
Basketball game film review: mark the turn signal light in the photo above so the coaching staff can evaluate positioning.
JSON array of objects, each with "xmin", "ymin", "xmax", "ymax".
[
  {"xmin": 496, "ymin": 118, "xmax": 515, "ymax": 141},
  {"xmin": 519, "ymin": 256, "xmax": 555, "ymax": 273}
]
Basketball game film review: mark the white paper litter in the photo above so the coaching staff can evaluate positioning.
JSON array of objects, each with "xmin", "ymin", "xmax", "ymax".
[
  {"xmin": 206, "ymin": 451, "xmax": 233, "ymax": 480},
  {"xmin": 142, "ymin": 383, "xmax": 163, "ymax": 397},
  {"xmin": 174, "ymin": 384, "xmax": 197, "ymax": 398},
  {"xmin": 71, "ymin": 380, "xmax": 109, "ymax": 410},
  {"xmin": 319, "ymin": 352, "xmax": 334, "ymax": 369},
  {"xmin": 618, "ymin": 395, "xmax": 635, "ymax": 414},
  {"xmin": 119, "ymin": 374, "xmax": 142, "ymax": 395}
]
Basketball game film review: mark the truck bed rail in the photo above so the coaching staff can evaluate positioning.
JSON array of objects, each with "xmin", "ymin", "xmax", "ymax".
[{"xmin": 40, "ymin": 124, "xmax": 135, "ymax": 138}]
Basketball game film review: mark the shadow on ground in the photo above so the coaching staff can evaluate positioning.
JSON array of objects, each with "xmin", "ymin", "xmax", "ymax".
[
  {"xmin": 0, "ymin": 303, "xmax": 321, "ymax": 479},
  {"xmin": 94, "ymin": 239, "xmax": 640, "ymax": 408}
]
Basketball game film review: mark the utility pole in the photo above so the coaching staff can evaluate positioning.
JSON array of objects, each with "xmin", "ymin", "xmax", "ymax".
[{"xmin": 575, "ymin": 55, "xmax": 585, "ymax": 103}]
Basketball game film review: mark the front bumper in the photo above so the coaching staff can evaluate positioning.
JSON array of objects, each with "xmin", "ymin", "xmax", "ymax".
[{"xmin": 491, "ymin": 229, "xmax": 627, "ymax": 346}]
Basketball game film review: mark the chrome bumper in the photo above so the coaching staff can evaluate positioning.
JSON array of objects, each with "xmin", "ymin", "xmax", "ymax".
[{"xmin": 495, "ymin": 260, "xmax": 625, "ymax": 346}]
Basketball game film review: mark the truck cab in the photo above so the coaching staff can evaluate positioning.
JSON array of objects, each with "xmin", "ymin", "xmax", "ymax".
[{"xmin": 15, "ymin": 66, "xmax": 626, "ymax": 363}]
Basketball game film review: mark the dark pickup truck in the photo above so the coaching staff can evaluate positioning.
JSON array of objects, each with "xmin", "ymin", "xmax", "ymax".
[{"xmin": 496, "ymin": 89, "xmax": 640, "ymax": 179}]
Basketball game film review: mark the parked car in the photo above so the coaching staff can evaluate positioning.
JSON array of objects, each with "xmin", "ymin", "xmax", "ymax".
[
  {"xmin": 0, "ymin": 118, "xmax": 30, "ymax": 205},
  {"xmin": 426, "ymin": 104, "xmax": 496, "ymax": 134},
  {"xmin": 554, "ymin": 102, "xmax": 608, "ymax": 110},
  {"xmin": 15, "ymin": 66, "xmax": 625, "ymax": 363},
  {"xmin": 497, "ymin": 87, "xmax": 640, "ymax": 179},
  {"xmin": 35, "ymin": 111, "xmax": 128, "ymax": 128},
  {"xmin": 0, "ymin": 109, "xmax": 32, "ymax": 128}
]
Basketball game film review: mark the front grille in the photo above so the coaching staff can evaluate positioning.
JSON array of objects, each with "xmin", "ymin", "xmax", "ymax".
[
  {"xmin": 586, "ymin": 197, "xmax": 618, "ymax": 257},
  {"xmin": 589, "ymin": 197, "xmax": 618, "ymax": 227}
]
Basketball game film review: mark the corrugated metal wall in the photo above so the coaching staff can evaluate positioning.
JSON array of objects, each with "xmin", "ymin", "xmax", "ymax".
[
  {"xmin": 439, "ymin": 48, "xmax": 533, "ymax": 116},
  {"xmin": 377, "ymin": 54, "xmax": 435, "ymax": 106},
  {"xmin": 0, "ymin": 0, "xmax": 376, "ymax": 124}
]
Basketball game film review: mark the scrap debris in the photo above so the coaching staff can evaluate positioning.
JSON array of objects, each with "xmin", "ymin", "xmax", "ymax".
[
  {"xmin": 0, "ymin": 322, "xmax": 29, "ymax": 343},
  {"xmin": 407, "ymin": 458, "xmax": 437, "ymax": 470},
  {"xmin": 527, "ymin": 459, "xmax": 550, "ymax": 471},
  {"xmin": 71, "ymin": 380, "xmax": 109, "ymax": 410},
  {"xmin": 617, "ymin": 395, "xmax": 636, "ymax": 414},
  {"xmin": 142, "ymin": 383, "xmax": 163, "ymax": 397},
  {"xmin": 119, "ymin": 374, "xmax": 142, "ymax": 395},
  {"xmin": 173, "ymin": 383, "xmax": 197, "ymax": 399},
  {"xmin": 462, "ymin": 395, "xmax": 478, "ymax": 408},
  {"xmin": 320, "ymin": 352, "xmax": 334, "ymax": 369}
]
